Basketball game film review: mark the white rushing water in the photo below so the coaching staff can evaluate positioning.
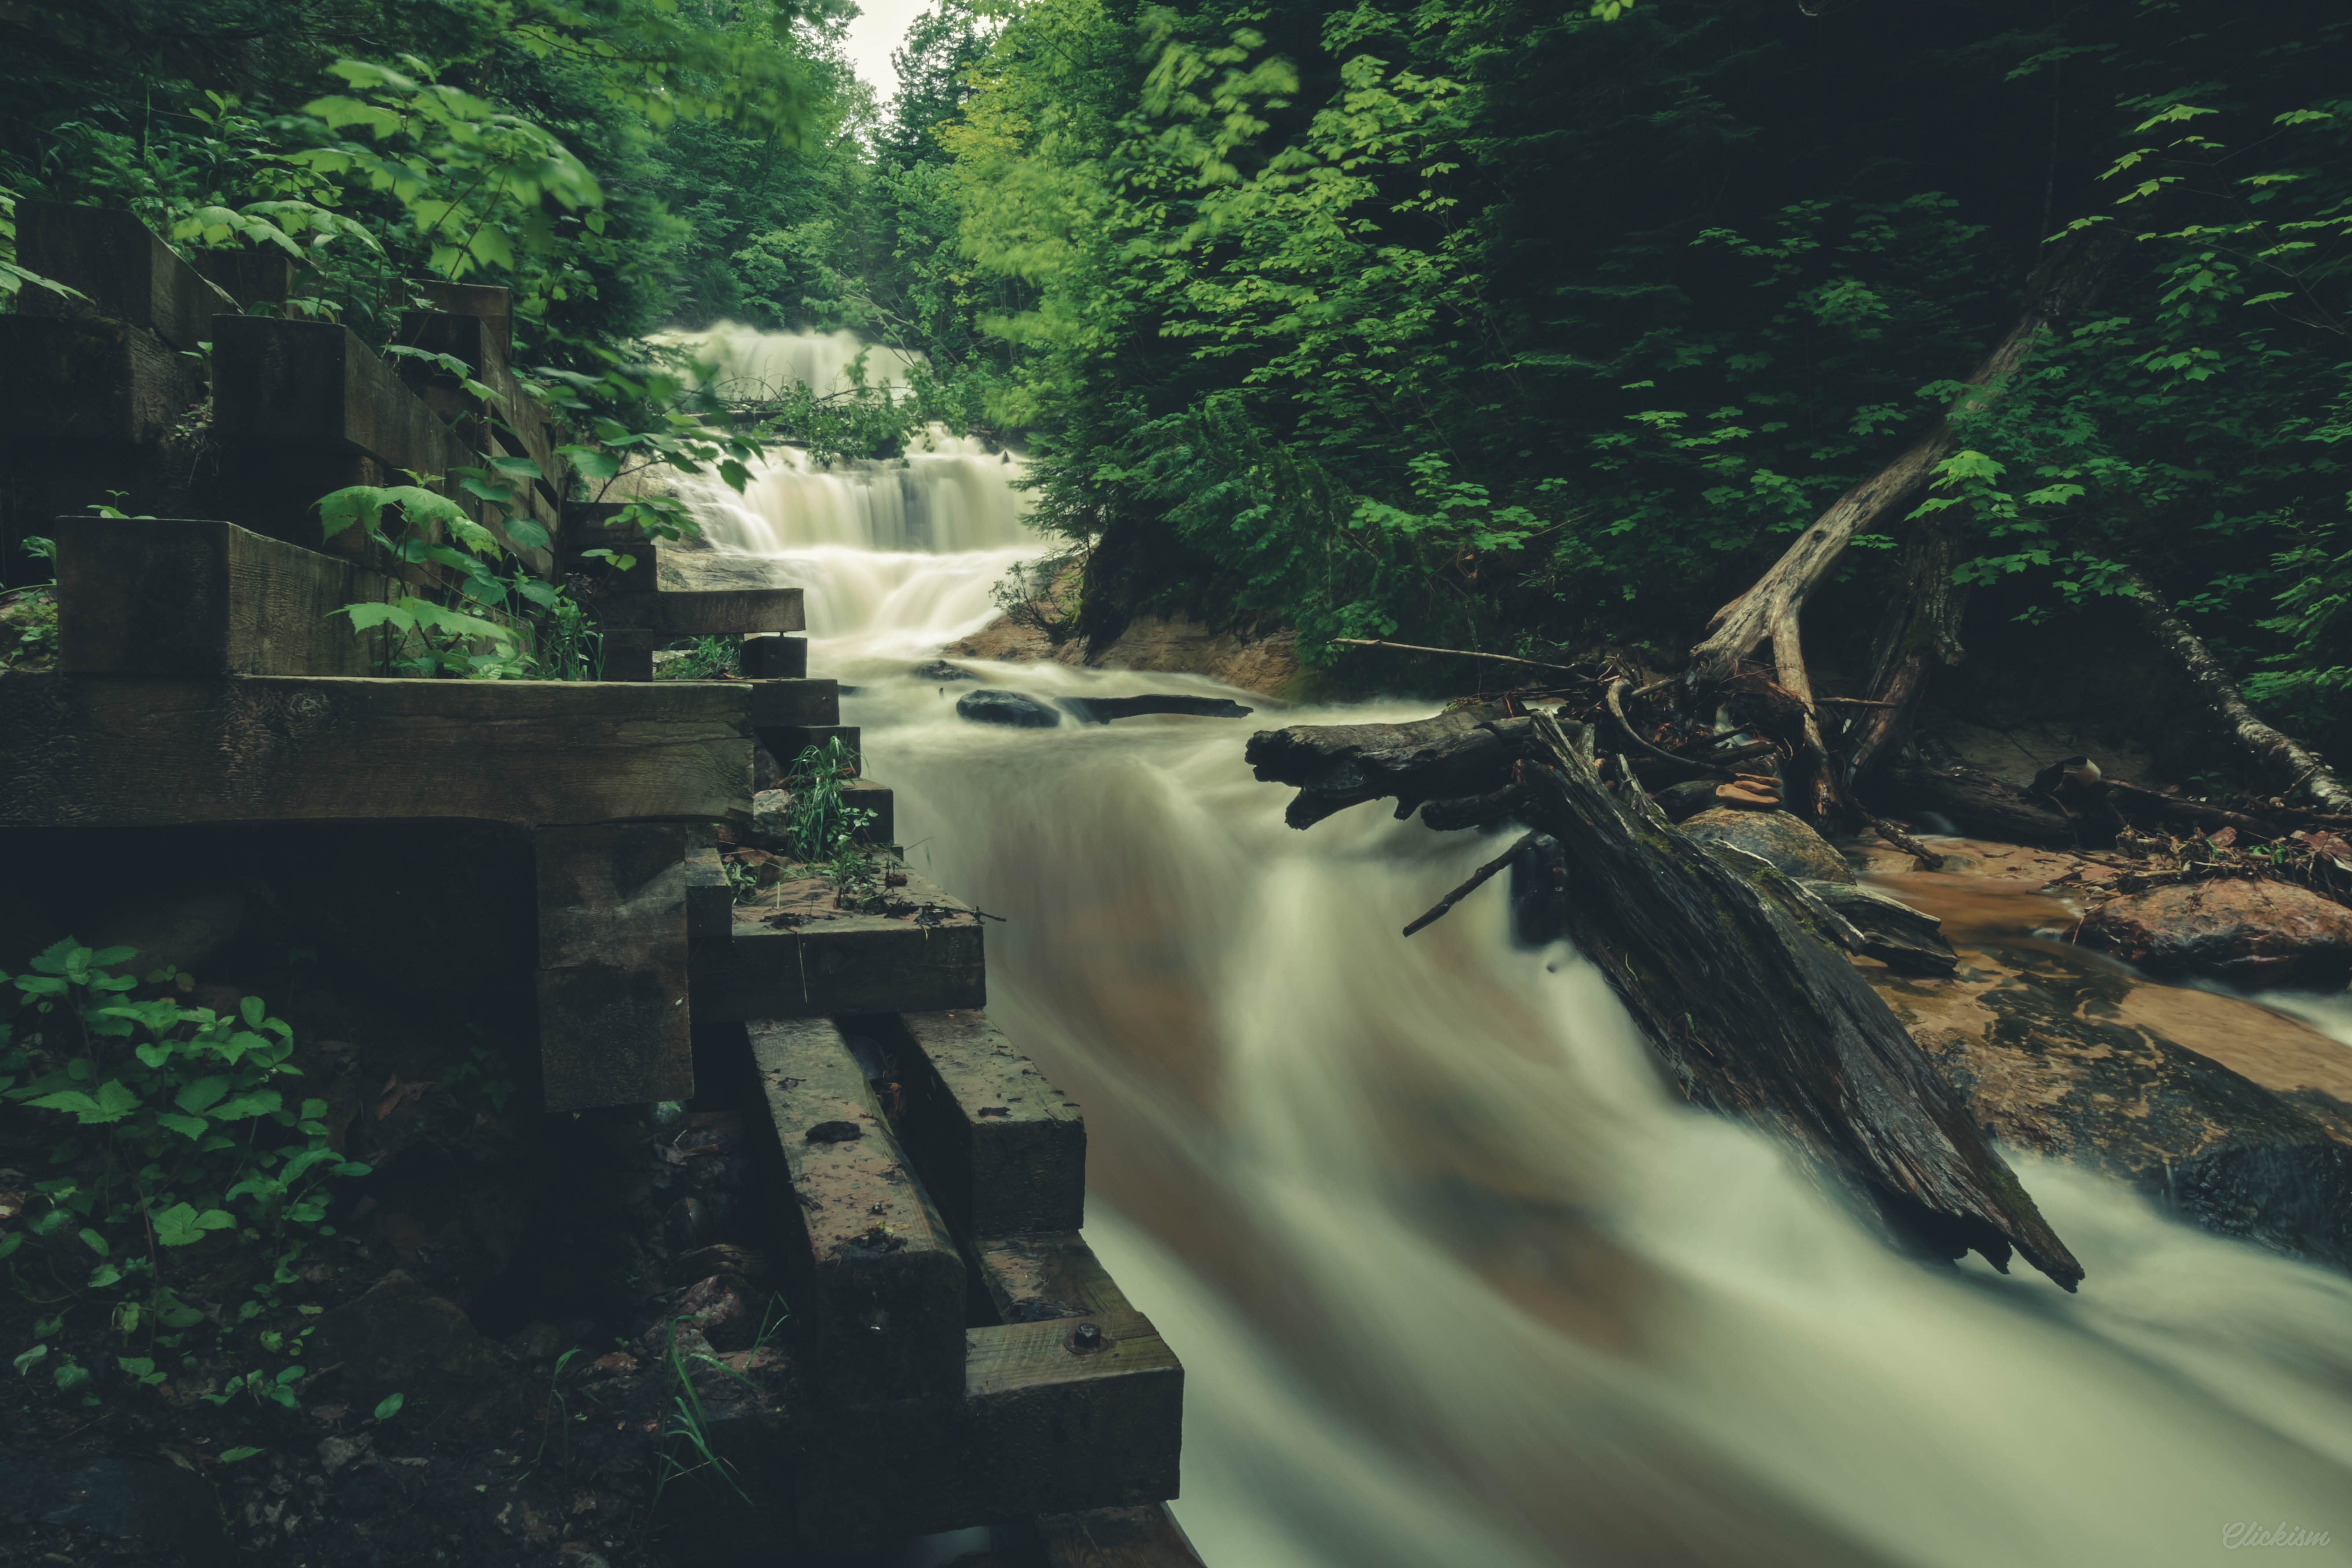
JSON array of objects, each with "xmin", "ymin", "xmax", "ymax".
[{"xmin": 683, "ymin": 330, "xmax": 2352, "ymax": 1568}]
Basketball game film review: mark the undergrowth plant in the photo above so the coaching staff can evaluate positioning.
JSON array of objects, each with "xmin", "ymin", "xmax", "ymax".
[
  {"xmin": 318, "ymin": 482, "xmax": 593, "ymax": 678},
  {"xmin": 0, "ymin": 940, "xmax": 367, "ymax": 1401},
  {"xmin": 780, "ymin": 736, "xmax": 875, "ymax": 865}
]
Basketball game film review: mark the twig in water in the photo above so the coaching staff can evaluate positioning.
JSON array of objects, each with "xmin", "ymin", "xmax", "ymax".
[
  {"xmin": 1859, "ymin": 808, "xmax": 1944, "ymax": 872},
  {"xmin": 1335, "ymin": 638, "xmax": 1584, "ymax": 675},
  {"xmin": 1403, "ymin": 832, "xmax": 1538, "ymax": 938}
]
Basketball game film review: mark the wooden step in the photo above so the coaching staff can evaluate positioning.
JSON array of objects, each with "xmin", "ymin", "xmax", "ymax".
[
  {"xmin": 1036, "ymin": 1505, "xmax": 1209, "ymax": 1568},
  {"xmin": 0, "ymin": 673, "xmax": 752, "ymax": 828},
  {"xmin": 0, "ymin": 316, "xmax": 205, "ymax": 445},
  {"xmin": 537, "ymin": 823, "xmax": 692, "ymax": 1111},
  {"xmin": 794, "ymin": 1274, "xmax": 1182, "ymax": 1551},
  {"xmin": 53, "ymin": 516, "xmax": 392, "ymax": 677},
  {"xmin": 871, "ymin": 1010, "xmax": 1086, "ymax": 1242},
  {"xmin": 974, "ymin": 1233, "xmax": 1123, "ymax": 1324},
  {"xmin": 742, "ymin": 633, "xmax": 808, "ymax": 679},
  {"xmin": 689, "ymin": 857, "xmax": 984, "ymax": 1021},
  {"xmin": 744, "ymin": 1017, "xmax": 966, "ymax": 1410},
  {"xmin": 15, "ymin": 200, "xmax": 239, "ymax": 352}
]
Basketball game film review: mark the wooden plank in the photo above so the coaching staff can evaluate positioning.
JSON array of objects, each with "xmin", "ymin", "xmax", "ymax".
[
  {"xmin": 684, "ymin": 842, "xmax": 733, "ymax": 947},
  {"xmin": 876, "ymin": 1010, "xmax": 1085, "ymax": 1240},
  {"xmin": 600, "ymin": 589, "xmax": 805, "ymax": 637},
  {"xmin": 745, "ymin": 1018, "xmax": 965, "ymax": 1408},
  {"xmin": 1036, "ymin": 1506, "xmax": 1208, "ymax": 1568},
  {"xmin": 391, "ymin": 309, "xmax": 564, "ymax": 520},
  {"xmin": 195, "ymin": 248, "xmax": 298, "ymax": 313},
  {"xmin": 418, "ymin": 279, "xmax": 512, "ymax": 360},
  {"xmin": 964, "ymin": 1313, "xmax": 1182, "ymax": 1518},
  {"xmin": 742, "ymin": 634, "xmax": 807, "ymax": 679},
  {"xmin": 211, "ymin": 316, "xmax": 484, "ymax": 496},
  {"xmin": 690, "ymin": 862, "xmax": 984, "ymax": 1022},
  {"xmin": 54, "ymin": 516, "xmax": 392, "ymax": 677},
  {"xmin": 0, "ymin": 316, "xmax": 204, "ymax": 445},
  {"xmin": 975, "ymin": 1233, "xmax": 1124, "ymax": 1324},
  {"xmin": 746, "ymin": 678, "xmax": 839, "ymax": 729},
  {"xmin": 0, "ymin": 673, "xmax": 752, "ymax": 828},
  {"xmin": 537, "ymin": 823, "xmax": 690, "ymax": 1111},
  {"xmin": 794, "ymin": 1308, "xmax": 1183, "ymax": 1552},
  {"xmin": 15, "ymin": 200, "xmax": 239, "ymax": 352}
]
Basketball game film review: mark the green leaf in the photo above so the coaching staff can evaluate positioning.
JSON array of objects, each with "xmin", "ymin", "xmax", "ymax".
[
  {"xmin": 156, "ymin": 1113, "xmax": 210, "ymax": 1142},
  {"xmin": 504, "ymin": 518, "xmax": 552, "ymax": 552},
  {"xmin": 490, "ymin": 455, "xmax": 543, "ymax": 480},
  {"xmin": 78, "ymin": 1227, "xmax": 109, "ymax": 1257},
  {"xmin": 556, "ymin": 446, "xmax": 622, "ymax": 482},
  {"xmin": 219, "ymin": 1446, "xmax": 265, "ymax": 1463},
  {"xmin": 14, "ymin": 1344, "xmax": 47, "ymax": 1375},
  {"xmin": 152, "ymin": 1203, "xmax": 238, "ymax": 1247},
  {"xmin": 88, "ymin": 1262, "xmax": 122, "ymax": 1289},
  {"xmin": 175, "ymin": 1077, "xmax": 230, "ymax": 1115},
  {"xmin": 374, "ymin": 1391, "xmax": 404, "ymax": 1420},
  {"xmin": 53, "ymin": 1361, "xmax": 90, "ymax": 1393}
]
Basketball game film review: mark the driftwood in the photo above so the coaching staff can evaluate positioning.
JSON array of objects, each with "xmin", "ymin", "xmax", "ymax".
[
  {"xmin": 1333, "ymin": 637, "xmax": 1583, "ymax": 675},
  {"xmin": 1850, "ymin": 520, "xmax": 1969, "ymax": 780},
  {"xmin": 1244, "ymin": 710, "xmax": 2083, "ymax": 1287},
  {"xmin": 2120, "ymin": 569, "xmax": 2352, "ymax": 814},
  {"xmin": 1877, "ymin": 765, "xmax": 2079, "ymax": 845}
]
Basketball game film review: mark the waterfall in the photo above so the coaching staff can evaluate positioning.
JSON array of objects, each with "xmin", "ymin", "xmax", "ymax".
[
  {"xmin": 690, "ymin": 327, "xmax": 2352, "ymax": 1567},
  {"xmin": 660, "ymin": 324, "xmax": 1048, "ymax": 664}
]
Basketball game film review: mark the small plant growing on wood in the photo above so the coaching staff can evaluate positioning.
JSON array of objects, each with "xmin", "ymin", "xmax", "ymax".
[
  {"xmin": 779, "ymin": 736, "xmax": 873, "ymax": 864},
  {"xmin": 654, "ymin": 634, "xmax": 741, "ymax": 680}
]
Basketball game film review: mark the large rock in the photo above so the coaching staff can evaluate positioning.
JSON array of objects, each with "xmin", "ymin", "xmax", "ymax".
[
  {"xmin": 17, "ymin": 1457, "xmax": 230, "ymax": 1566},
  {"xmin": 2076, "ymin": 878, "xmax": 2352, "ymax": 988},
  {"xmin": 1680, "ymin": 807, "xmax": 1855, "ymax": 884},
  {"xmin": 1876, "ymin": 937, "xmax": 2352, "ymax": 1272},
  {"xmin": 955, "ymin": 688, "xmax": 1062, "ymax": 728}
]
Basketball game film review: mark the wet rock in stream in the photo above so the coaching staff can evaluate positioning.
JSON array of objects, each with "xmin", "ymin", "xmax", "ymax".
[
  {"xmin": 1876, "ymin": 939, "xmax": 2352, "ymax": 1272},
  {"xmin": 955, "ymin": 688, "xmax": 1063, "ymax": 727},
  {"xmin": 2077, "ymin": 878, "xmax": 2352, "ymax": 988}
]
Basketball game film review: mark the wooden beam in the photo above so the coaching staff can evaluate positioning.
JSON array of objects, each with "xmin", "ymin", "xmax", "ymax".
[
  {"xmin": 15, "ymin": 200, "xmax": 239, "ymax": 352},
  {"xmin": 391, "ymin": 308, "xmax": 565, "ymax": 520},
  {"xmin": 742, "ymin": 634, "xmax": 808, "ymax": 680},
  {"xmin": 0, "ymin": 316, "xmax": 204, "ymax": 445},
  {"xmin": 746, "ymin": 678, "xmax": 839, "ymax": 729},
  {"xmin": 975, "ymin": 1233, "xmax": 1124, "ymax": 1324},
  {"xmin": 0, "ymin": 673, "xmax": 752, "ymax": 828},
  {"xmin": 745, "ymin": 1018, "xmax": 966, "ymax": 1408},
  {"xmin": 418, "ymin": 279, "xmax": 512, "ymax": 360},
  {"xmin": 210, "ymin": 315, "xmax": 463, "ymax": 463},
  {"xmin": 794, "ymin": 1309, "xmax": 1184, "ymax": 1551},
  {"xmin": 195, "ymin": 248, "xmax": 298, "ymax": 314},
  {"xmin": 54, "ymin": 516, "xmax": 392, "ymax": 677},
  {"xmin": 874, "ymin": 1010, "xmax": 1086, "ymax": 1240},
  {"xmin": 1036, "ymin": 1505, "xmax": 1208, "ymax": 1568},
  {"xmin": 683, "ymin": 841, "xmax": 733, "ymax": 948},
  {"xmin": 846, "ymin": 779, "xmax": 894, "ymax": 845},
  {"xmin": 599, "ymin": 589, "xmax": 806, "ymax": 637},
  {"xmin": 689, "ymin": 862, "xmax": 984, "ymax": 1021},
  {"xmin": 537, "ymin": 823, "xmax": 691, "ymax": 1111}
]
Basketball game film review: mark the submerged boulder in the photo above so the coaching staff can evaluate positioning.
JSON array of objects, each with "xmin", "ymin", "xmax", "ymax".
[
  {"xmin": 1681, "ymin": 806, "xmax": 1855, "ymax": 884},
  {"xmin": 955, "ymin": 688, "xmax": 1062, "ymax": 728},
  {"xmin": 2076, "ymin": 878, "xmax": 2352, "ymax": 989}
]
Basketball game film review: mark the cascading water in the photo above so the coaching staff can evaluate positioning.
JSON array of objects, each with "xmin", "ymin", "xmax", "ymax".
[
  {"xmin": 659, "ymin": 324, "xmax": 1043, "ymax": 663},
  {"xmin": 684, "ymin": 329, "xmax": 2352, "ymax": 1567}
]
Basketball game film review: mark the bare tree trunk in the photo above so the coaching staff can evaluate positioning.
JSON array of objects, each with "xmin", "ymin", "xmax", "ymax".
[
  {"xmin": 2123, "ymin": 568, "xmax": 2352, "ymax": 813},
  {"xmin": 1847, "ymin": 521, "xmax": 1970, "ymax": 779},
  {"xmin": 1687, "ymin": 228, "xmax": 2131, "ymax": 689}
]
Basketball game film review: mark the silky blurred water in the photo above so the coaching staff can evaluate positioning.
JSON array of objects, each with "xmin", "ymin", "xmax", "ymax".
[{"xmin": 686, "ymin": 330, "xmax": 2352, "ymax": 1568}]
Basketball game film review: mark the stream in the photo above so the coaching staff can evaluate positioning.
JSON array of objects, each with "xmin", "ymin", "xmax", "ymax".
[{"xmin": 674, "ymin": 330, "xmax": 2352, "ymax": 1568}]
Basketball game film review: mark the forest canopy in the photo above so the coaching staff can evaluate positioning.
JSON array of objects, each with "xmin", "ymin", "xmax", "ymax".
[{"xmin": 6, "ymin": 0, "xmax": 2351, "ymax": 742}]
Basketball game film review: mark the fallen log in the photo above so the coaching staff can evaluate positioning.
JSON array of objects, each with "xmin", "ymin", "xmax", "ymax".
[
  {"xmin": 1876, "ymin": 765, "xmax": 2078, "ymax": 846},
  {"xmin": 1246, "ymin": 710, "xmax": 2082, "ymax": 1288},
  {"xmin": 2120, "ymin": 569, "xmax": 2352, "ymax": 814}
]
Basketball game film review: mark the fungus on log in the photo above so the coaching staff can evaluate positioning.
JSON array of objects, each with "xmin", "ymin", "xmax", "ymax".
[{"xmin": 1244, "ymin": 708, "xmax": 2084, "ymax": 1289}]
